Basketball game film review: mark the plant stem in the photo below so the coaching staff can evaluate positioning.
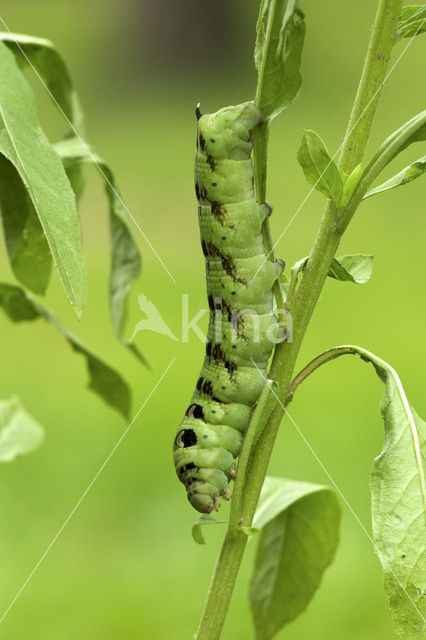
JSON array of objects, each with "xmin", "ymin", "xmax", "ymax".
[
  {"xmin": 253, "ymin": 120, "xmax": 286, "ymax": 314},
  {"xmin": 228, "ymin": 381, "xmax": 277, "ymax": 533},
  {"xmin": 286, "ymin": 346, "xmax": 369, "ymax": 400},
  {"xmin": 338, "ymin": 0, "xmax": 401, "ymax": 174},
  {"xmin": 195, "ymin": 1, "xmax": 402, "ymax": 638}
]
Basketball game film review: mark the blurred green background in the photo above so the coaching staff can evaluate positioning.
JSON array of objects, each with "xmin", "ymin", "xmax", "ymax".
[{"xmin": 0, "ymin": 1, "xmax": 424, "ymax": 638}]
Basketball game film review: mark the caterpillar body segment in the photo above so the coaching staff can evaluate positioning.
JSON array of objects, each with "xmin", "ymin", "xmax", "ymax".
[{"xmin": 173, "ymin": 102, "xmax": 285, "ymax": 513}]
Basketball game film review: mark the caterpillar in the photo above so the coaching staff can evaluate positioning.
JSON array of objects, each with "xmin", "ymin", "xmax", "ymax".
[{"xmin": 173, "ymin": 101, "xmax": 285, "ymax": 514}]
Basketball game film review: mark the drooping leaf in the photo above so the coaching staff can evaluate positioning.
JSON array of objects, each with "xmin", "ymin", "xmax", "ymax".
[
  {"xmin": 288, "ymin": 345, "xmax": 426, "ymax": 638},
  {"xmin": 397, "ymin": 6, "xmax": 426, "ymax": 38},
  {"xmin": 250, "ymin": 477, "xmax": 340, "ymax": 640},
  {"xmin": 0, "ymin": 40, "xmax": 86, "ymax": 315},
  {"xmin": 0, "ymin": 32, "xmax": 86, "ymax": 202},
  {"xmin": 0, "ymin": 32, "xmax": 84, "ymax": 134},
  {"xmin": 0, "ymin": 155, "xmax": 51, "ymax": 293},
  {"xmin": 255, "ymin": 0, "xmax": 305, "ymax": 122},
  {"xmin": 53, "ymin": 137, "xmax": 146, "ymax": 365},
  {"xmin": 0, "ymin": 283, "xmax": 131, "ymax": 418},
  {"xmin": 0, "ymin": 396, "xmax": 44, "ymax": 462},
  {"xmin": 369, "ymin": 366, "xmax": 426, "ymax": 639},
  {"xmin": 0, "ymin": 33, "xmax": 87, "ymax": 294},
  {"xmin": 364, "ymin": 156, "xmax": 426, "ymax": 199},
  {"xmin": 327, "ymin": 254, "xmax": 374, "ymax": 284},
  {"xmin": 297, "ymin": 130, "xmax": 343, "ymax": 206},
  {"xmin": 192, "ymin": 515, "xmax": 227, "ymax": 545}
]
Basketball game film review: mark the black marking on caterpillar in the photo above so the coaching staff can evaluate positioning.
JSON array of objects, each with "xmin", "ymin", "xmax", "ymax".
[
  {"xmin": 185, "ymin": 403, "xmax": 204, "ymax": 419},
  {"xmin": 173, "ymin": 102, "xmax": 285, "ymax": 514}
]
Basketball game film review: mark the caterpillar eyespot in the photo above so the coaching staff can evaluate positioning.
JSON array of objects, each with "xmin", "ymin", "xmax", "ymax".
[{"xmin": 173, "ymin": 101, "xmax": 286, "ymax": 514}]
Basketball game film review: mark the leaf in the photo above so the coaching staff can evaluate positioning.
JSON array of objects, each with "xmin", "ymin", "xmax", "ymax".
[
  {"xmin": 0, "ymin": 32, "xmax": 87, "ymax": 202},
  {"xmin": 287, "ymin": 254, "xmax": 373, "ymax": 299},
  {"xmin": 192, "ymin": 515, "xmax": 227, "ymax": 545},
  {"xmin": 369, "ymin": 365, "xmax": 426, "ymax": 639},
  {"xmin": 342, "ymin": 163, "xmax": 363, "ymax": 206},
  {"xmin": 288, "ymin": 345, "xmax": 426, "ymax": 638},
  {"xmin": 0, "ymin": 33, "xmax": 86, "ymax": 294},
  {"xmin": 0, "ymin": 155, "xmax": 52, "ymax": 293},
  {"xmin": 0, "ymin": 40, "xmax": 86, "ymax": 316},
  {"xmin": 250, "ymin": 477, "xmax": 341, "ymax": 639},
  {"xmin": 289, "ymin": 255, "xmax": 308, "ymax": 279},
  {"xmin": 0, "ymin": 282, "xmax": 131, "ymax": 418},
  {"xmin": 364, "ymin": 156, "xmax": 426, "ymax": 199},
  {"xmin": 397, "ymin": 6, "xmax": 426, "ymax": 39},
  {"xmin": 358, "ymin": 111, "xmax": 426, "ymax": 197},
  {"xmin": 0, "ymin": 32, "xmax": 84, "ymax": 134},
  {"xmin": 345, "ymin": 111, "xmax": 426, "ymax": 209},
  {"xmin": 297, "ymin": 130, "xmax": 344, "ymax": 205},
  {"xmin": 0, "ymin": 396, "xmax": 44, "ymax": 462},
  {"xmin": 328, "ymin": 254, "xmax": 374, "ymax": 284},
  {"xmin": 255, "ymin": 0, "xmax": 305, "ymax": 121},
  {"xmin": 53, "ymin": 137, "xmax": 146, "ymax": 365}
]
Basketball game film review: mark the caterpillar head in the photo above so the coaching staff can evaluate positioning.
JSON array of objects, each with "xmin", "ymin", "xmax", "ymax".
[{"xmin": 197, "ymin": 101, "xmax": 263, "ymax": 161}]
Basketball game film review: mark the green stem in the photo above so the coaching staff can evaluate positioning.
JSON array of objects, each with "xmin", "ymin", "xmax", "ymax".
[
  {"xmin": 286, "ymin": 346, "xmax": 367, "ymax": 400},
  {"xmin": 253, "ymin": 121, "xmax": 286, "ymax": 314},
  {"xmin": 253, "ymin": 0, "xmax": 285, "ymax": 312},
  {"xmin": 228, "ymin": 381, "xmax": 277, "ymax": 532},
  {"xmin": 195, "ymin": 1, "xmax": 402, "ymax": 638},
  {"xmin": 337, "ymin": 0, "xmax": 401, "ymax": 174}
]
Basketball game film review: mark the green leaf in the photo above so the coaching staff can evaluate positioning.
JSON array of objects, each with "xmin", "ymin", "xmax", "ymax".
[
  {"xmin": 250, "ymin": 477, "xmax": 341, "ymax": 639},
  {"xmin": 364, "ymin": 156, "xmax": 426, "ymax": 199},
  {"xmin": 0, "ymin": 34, "xmax": 87, "ymax": 294},
  {"xmin": 53, "ymin": 137, "xmax": 146, "ymax": 365},
  {"xmin": 192, "ymin": 514, "xmax": 227, "ymax": 545},
  {"xmin": 0, "ymin": 32, "xmax": 84, "ymax": 134},
  {"xmin": 0, "ymin": 40, "xmax": 86, "ymax": 316},
  {"xmin": 0, "ymin": 32, "xmax": 87, "ymax": 202},
  {"xmin": 287, "ymin": 254, "xmax": 373, "ymax": 299},
  {"xmin": 255, "ymin": 0, "xmax": 305, "ymax": 121},
  {"xmin": 297, "ymin": 130, "xmax": 344, "ymax": 206},
  {"xmin": 342, "ymin": 163, "xmax": 363, "ymax": 206},
  {"xmin": 0, "ymin": 282, "xmax": 131, "ymax": 418},
  {"xmin": 288, "ymin": 345, "xmax": 426, "ymax": 638},
  {"xmin": 328, "ymin": 254, "xmax": 374, "ymax": 284},
  {"xmin": 352, "ymin": 111, "xmax": 426, "ymax": 206},
  {"xmin": 370, "ymin": 111, "xmax": 426, "ymax": 168},
  {"xmin": 369, "ymin": 362, "xmax": 426, "ymax": 639},
  {"xmin": 0, "ymin": 155, "xmax": 52, "ymax": 293},
  {"xmin": 0, "ymin": 396, "xmax": 44, "ymax": 462},
  {"xmin": 397, "ymin": 6, "xmax": 426, "ymax": 38}
]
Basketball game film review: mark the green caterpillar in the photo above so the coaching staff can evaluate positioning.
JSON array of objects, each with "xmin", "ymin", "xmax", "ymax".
[{"xmin": 173, "ymin": 102, "xmax": 285, "ymax": 514}]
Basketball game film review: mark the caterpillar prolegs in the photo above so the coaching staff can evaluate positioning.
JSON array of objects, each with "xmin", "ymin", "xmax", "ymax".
[{"xmin": 173, "ymin": 102, "xmax": 285, "ymax": 513}]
